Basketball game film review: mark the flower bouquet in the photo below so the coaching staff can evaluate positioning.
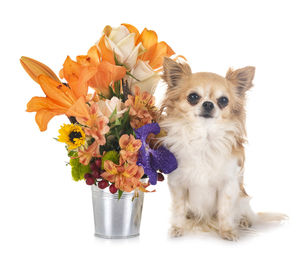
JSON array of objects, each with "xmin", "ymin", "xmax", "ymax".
[{"xmin": 21, "ymin": 24, "xmax": 180, "ymax": 238}]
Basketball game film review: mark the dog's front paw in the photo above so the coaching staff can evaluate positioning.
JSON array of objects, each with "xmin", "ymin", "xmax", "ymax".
[
  {"xmin": 169, "ymin": 225, "xmax": 184, "ymax": 238},
  {"xmin": 239, "ymin": 216, "xmax": 252, "ymax": 229},
  {"xmin": 219, "ymin": 228, "xmax": 239, "ymax": 241}
]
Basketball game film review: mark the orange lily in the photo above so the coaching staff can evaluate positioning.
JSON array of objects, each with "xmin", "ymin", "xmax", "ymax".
[
  {"xmin": 60, "ymin": 56, "xmax": 96, "ymax": 99},
  {"xmin": 62, "ymin": 42, "xmax": 126, "ymax": 98},
  {"xmin": 20, "ymin": 56, "xmax": 61, "ymax": 83},
  {"xmin": 122, "ymin": 24, "xmax": 175, "ymax": 70},
  {"xmin": 21, "ymin": 57, "xmax": 91, "ymax": 131}
]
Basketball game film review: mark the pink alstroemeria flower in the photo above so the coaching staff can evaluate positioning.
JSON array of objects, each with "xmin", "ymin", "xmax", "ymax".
[
  {"xmin": 102, "ymin": 160, "xmax": 147, "ymax": 193},
  {"xmin": 76, "ymin": 102, "xmax": 110, "ymax": 165},
  {"xmin": 119, "ymin": 134, "xmax": 142, "ymax": 164},
  {"xmin": 78, "ymin": 142, "xmax": 100, "ymax": 165},
  {"xmin": 84, "ymin": 116, "xmax": 110, "ymax": 146}
]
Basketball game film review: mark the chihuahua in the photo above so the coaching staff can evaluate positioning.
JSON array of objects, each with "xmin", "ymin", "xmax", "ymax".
[{"xmin": 159, "ymin": 58, "xmax": 286, "ymax": 241}]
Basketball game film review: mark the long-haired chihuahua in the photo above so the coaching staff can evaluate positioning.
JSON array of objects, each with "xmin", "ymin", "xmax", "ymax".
[{"xmin": 159, "ymin": 58, "xmax": 286, "ymax": 241}]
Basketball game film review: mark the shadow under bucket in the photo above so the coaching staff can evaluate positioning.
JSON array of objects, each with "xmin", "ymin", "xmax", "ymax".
[{"xmin": 91, "ymin": 185, "xmax": 144, "ymax": 239}]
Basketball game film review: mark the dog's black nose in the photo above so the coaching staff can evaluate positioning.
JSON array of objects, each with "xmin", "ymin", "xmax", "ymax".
[{"xmin": 202, "ymin": 101, "xmax": 214, "ymax": 112}]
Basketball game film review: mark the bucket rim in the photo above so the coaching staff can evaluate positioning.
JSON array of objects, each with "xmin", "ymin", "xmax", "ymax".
[{"xmin": 91, "ymin": 185, "xmax": 144, "ymax": 200}]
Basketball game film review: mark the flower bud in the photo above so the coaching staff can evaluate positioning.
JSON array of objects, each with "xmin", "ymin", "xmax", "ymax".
[{"xmin": 20, "ymin": 56, "xmax": 60, "ymax": 83}]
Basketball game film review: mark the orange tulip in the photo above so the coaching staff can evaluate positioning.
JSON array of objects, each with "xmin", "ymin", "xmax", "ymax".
[
  {"xmin": 137, "ymin": 28, "xmax": 175, "ymax": 70},
  {"xmin": 97, "ymin": 35, "xmax": 115, "ymax": 65},
  {"xmin": 121, "ymin": 23, "xmax": 140, "ymax": 43},
  {"xmin": 103, "ymin": 24, "xmax": 175, "ymax": 71},
  {"xmin": 121, "ymin": 24, "xmax": 175, "ymax": 70}
]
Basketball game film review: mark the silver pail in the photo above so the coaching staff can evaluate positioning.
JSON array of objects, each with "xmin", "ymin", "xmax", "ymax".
[{"xmin": 91, "ymin": 185, "xmax": 144, "ymax": 239}]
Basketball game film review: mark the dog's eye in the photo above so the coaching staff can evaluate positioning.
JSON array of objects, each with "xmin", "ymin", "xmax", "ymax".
[
  {"xmin": 187, "ymin": 93, "xmax": 201, "ymax": 105},
  {"xmin": 217, "ymin": 96, "xmax": 229, "ymax": 108}
]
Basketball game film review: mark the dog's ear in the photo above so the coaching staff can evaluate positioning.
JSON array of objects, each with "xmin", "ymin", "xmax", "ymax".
[
  {"xmin": 162, "ymin": 57, "xmax": 191, "ymax": 87},
  {"xmin": 226, "ymin": 66, "xmax": 255, "ymax": 96}
]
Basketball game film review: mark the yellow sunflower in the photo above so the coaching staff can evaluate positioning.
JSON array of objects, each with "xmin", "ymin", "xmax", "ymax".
[{"xmin": 58, "ymin": 124, "xmax": 86, "ymax": 150}]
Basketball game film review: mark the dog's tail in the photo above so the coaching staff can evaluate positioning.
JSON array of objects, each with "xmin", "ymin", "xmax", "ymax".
[
  {"xmin": 256, "ymin": 212, "xmax": 288, "ymax": 223},
  {"xmin": 239, "ymin": 196, "xmax": 288, "ymax": 226}
]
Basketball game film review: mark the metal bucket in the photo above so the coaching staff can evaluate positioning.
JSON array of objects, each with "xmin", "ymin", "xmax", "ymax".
[{"xmin": 91, "ymin": 185, "xmax": 144, "ymax": 239}]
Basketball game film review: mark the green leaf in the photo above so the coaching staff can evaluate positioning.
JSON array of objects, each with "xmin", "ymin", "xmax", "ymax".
[
  {"xmin": 119, "ymin": 108, "xmax": 132, "ymax": 135},
  {"xmin": 101, "ymin": 151, "xmax": 119, "ymax": 169},
  {"xmin": 113, "ymin": 53, "xmax": 130, "ymax": 73},
  {"xmin": 69, "ymin": 152, "xmax": 91, "ymax": 181},
  {"xmin": 108, "ymin": 86, "xmax": 115, "ymax": 99},
  {"xmin": 109, "ymin": 107, "xmax": 118, "ymax": 122},
  {"xmin": 126, "ymin": 71, "xmax": 140, "ymax": 82},
  {"xmin": 98, "ymin": 93, "xmax": 107, "ymax": 100},
  {"xmin": 114, "ymin": 118, "xmax": 121, "ymax": 126},
  {"xmin": 114, "ymin": 53, "xmax": 120, "ymax": 66},
  {"xmin": 114, "ymin": 80, "xmax": 121, "ymax": 96},
  {"xmin": 121, "ymin": 109, "xmax": 130, "ymax": 127},
  {"xmin": 118, "ymin": 190, "xmax": 124, "ymax": 200},
  {"xmin": 68, "ymin": 150, "xmax": 77, "ymax": 157}
]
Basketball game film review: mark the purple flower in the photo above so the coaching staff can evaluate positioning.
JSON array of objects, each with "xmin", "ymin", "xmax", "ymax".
[{"xmin": 135, "ymin": 123, "xmax": 178, "ymax": 185}]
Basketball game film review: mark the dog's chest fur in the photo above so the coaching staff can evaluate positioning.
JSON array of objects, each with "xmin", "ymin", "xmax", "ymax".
[{"xmin": 161, "ymin": 118, "xmax": 241, "ymax": 213}]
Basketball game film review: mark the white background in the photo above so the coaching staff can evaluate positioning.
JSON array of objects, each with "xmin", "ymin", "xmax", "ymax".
[{"xmin": 1, "ymin": 0, "xmax": 299, "ymax": 254}]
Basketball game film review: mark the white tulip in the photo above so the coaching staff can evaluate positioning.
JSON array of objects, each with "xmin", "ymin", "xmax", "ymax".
[
  {"xmin": 105, "ymin": 25, "xmax": 144, "ymax": 70},
  {"xmin": 100, "ymin": 25, "xmax": 161, "ymax": 95},
  {"xmin": 128, "ymin": 60, "xmax": 161, "ymax": 94},
  {"xmin": 108, "ymin": 26, "xmax": 129, "ymax": 44}
]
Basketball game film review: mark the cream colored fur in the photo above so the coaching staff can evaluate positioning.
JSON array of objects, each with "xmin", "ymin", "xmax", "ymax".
[{"xmin": 159, "ymin": 58, "xmax": 286, "ymax": 241}]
